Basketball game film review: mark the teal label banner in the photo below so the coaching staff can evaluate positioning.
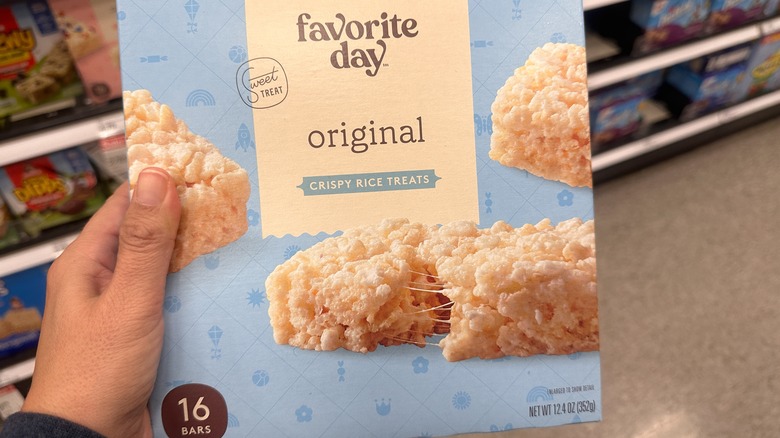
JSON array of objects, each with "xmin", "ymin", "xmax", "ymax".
[{"xmin": 298, "ymin": 170, "xmax": 441, "ymax": 196}]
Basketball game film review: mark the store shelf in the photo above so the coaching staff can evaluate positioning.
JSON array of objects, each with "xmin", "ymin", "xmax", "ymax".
[
  {"xmin": 0, "ymin": 108, "xmax": 124, "ymax": 167},
  {"xmin": 588, "ymin": 24, "xmax": 762, "ymax": 90},
  {"xmin": 583, "ymin": 0, "xmax": 628, "ymax": 11},
  {"xmin": 592, "ymin": 88, "xmax": 780, "ymax": 172},
  {"xmin": 0, "ymin": 232, "xmax": 78, "ymax": 278},
  {"xmin": 0, "ymin": 358, "xmax": 34, "ymax": 388}
]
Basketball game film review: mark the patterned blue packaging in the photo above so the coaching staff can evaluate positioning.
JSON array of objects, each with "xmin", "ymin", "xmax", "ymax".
[
  {"xmin": 0, "ymin": 263, "xmax": 48, "ymax": 358},
  {"xmin": 118, "ymin": 1, "xmax": 601, "ymax": 436}
]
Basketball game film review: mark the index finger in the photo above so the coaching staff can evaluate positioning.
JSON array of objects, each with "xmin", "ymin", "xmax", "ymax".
[{"xmin": 59, "ymin": 183, "xmax": 131, "ymax": 278}]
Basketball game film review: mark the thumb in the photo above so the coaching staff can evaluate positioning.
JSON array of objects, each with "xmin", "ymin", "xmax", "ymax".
[{"xmin": 110, "ymin": 167, "xmax": 181, "ymax": 308}]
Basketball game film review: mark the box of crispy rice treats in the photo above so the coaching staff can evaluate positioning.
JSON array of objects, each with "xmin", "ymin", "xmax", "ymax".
[{"xmin": 118, "ymin": 1, "xmax": 601, "ymax": 436}]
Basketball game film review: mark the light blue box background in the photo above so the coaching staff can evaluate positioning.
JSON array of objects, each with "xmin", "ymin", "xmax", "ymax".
[{"xmin": 116, "ymin": 1, "xmax": 601, "ymax": 436}]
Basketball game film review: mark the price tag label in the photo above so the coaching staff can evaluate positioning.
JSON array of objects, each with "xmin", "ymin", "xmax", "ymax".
[
  {"xmin": 161, "ymin": 383, "xmax": 228, "ymax": 438},
  {"xmin": 98, "ymin": 113, "xmax": 126, "ymax": 139},
  {"xmin": 760, "ymin": 19, "xmax": 780, "ymax": 37},
  {"xmin": 718, "ymin": 107, "xmax": 739, "ymax": 124},
  {"xmin": 639, "ymin": 136, "xmax": 660, "ymax": 153}
]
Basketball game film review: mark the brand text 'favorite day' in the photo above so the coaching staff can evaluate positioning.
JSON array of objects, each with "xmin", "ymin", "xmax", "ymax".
[{"xmin": 296, "ymin": 12, "xmax": 420, "ymax": 77}]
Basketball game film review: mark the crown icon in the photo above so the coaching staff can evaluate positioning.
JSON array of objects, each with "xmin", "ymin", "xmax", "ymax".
[{"xmin": 375, "ymin": 398, "xmax": 391, "ymax": 416}]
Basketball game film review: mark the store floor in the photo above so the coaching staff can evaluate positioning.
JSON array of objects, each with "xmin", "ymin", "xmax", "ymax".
[{"xmin": 466, "ymin": 118, "xmax": 780, "ymax": 438}]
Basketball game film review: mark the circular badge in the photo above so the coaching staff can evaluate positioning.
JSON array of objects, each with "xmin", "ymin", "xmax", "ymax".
[{"xmin": 161, "ymin": 383, "xmax": 228, "ymax": 438}]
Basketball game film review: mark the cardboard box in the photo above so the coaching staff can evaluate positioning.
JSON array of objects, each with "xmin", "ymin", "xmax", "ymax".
[
  {"xmin": 48, "ymin": 0, "xmax": 121, "ymax": 103},
  {"xmin": 731, "ymin": 32, "xmax": 780, "ymax": 102},
  {"xmin": 590, "ymin": 71, "xmax": 664, "ymax": 145},
  {"xmin": 630, "ymin": 0, "xmax": 711, "ymax": 51},
  {"xmin": 0, "ymin": 196, "xmax": 21, "ymax": 250},
  {"xmin": 665, "ymin": 43, "xmax": 753, "ymax": 119},
  {"xmin": 0, "ymin": 147, "xmax": 105, "ymax": 237},
  {"xmin": 0, "ymin": 263, "xmax": 48, "ymax": 358},
  {"xmin": 0, "ymin": 0, "xmax": 83, "ymax": 120},
  {"xmin": 707, "ymin": 0, "xmax": 771, "ymax": 32},
  {"xmin": 119, "ymin": 1, "xmax": 602, "ymax": 435}
]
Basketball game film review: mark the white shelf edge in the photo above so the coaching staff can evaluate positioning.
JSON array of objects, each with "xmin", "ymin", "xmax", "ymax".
[
  {"xmin": 583, "ymin": 0, "xmax": 628, "ymax": 11},
  {"xmin": 0, "ymin": 110, "xmax": 125, "ymax": 168},
  {"xmin": 592, "ymin": 89, "xmax": 780, "ymax": 172},
  {"xmin": 588, "ymin": 25, "xmax": 761, "ymax": 90},
  {"xmin": 0, "ymin": 232, "xmax": 78, "ymax": 278},
  {"xmin": 0, "ymin": 358, "xmax": 35, "ymax": 387}
]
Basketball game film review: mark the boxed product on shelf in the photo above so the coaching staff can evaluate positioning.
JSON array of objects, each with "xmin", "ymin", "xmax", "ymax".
[
  {"xmin": 0, "ymin": 146, "xmax": 105, "ymax": 237},
  {"xmin": 0, "ymin": 196, "xmax": 21, "ymax": 250},
  {"xmin": 766, "ymin": 0, "xmax": 780, "ymax": 16},
  {"xmin": 119, "ymin": 0, "xmax": 602, "ymax": 436},
  {"xmin": 48, "ymin": 0, "xmax": 121, "ymax": 104},
  {"xmin": 629, "ymin": 0, "xmax": 711, "ymax": 52},
  {"xmin": 707, "ymin": 0, "xmax": 772, "ymax": 32},
  {"xmin": 0, "ymin": 0, "xmax": 84, "ymax": 121},
  {"xmin": 731, "ymin": 31, "xmax": 780, "ymax": 102},
  {"xmin": 664, "ymin": 43, "xmax": 753, "ymax": 119},
  {"xmin": 83, "ymin": 133, "xmax": 128, "ymax": 192},
  {"xmin": 0, "ymin": 263, "xmax": 48, "ymax": 358},
  {"xmin": 590, "ymin": 71, "xmax": 665, "ymax": 145}
]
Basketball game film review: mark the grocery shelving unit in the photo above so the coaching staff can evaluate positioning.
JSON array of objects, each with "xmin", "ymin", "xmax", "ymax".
[
  {"xmin": 584, "ymin": 0, "xmax": 628, "ymax": 11},
  {"xmin": 0, "ymin": 106, "xmax": 123, "ymax": 167},
  {"xmin": 0, "ymin": 232, "xmax": 78, "ymax": 278},
  {"xmin": 593, "ymin": 88, "xmax": 780, "ymax": 174},
  {"xmin": 0, "ymin": 102, "xmax": 123, "ymax": 387},
  {"xmin": 586, "ymin": 4, "xmax": 780, "ymax": 182}
]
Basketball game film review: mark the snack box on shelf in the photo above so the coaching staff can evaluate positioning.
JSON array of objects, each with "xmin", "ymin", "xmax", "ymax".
[
  {"xmin": 83, "ymin": 133, "xmax": 128, "ymax": 192},
  {"xmin": 0, "ymin": 146, "xmax": 105, "ymax": 238},
  {"xmin": 766, "ymin": 0, "xmax": 780, "ymax": 15},
  {"xmin": 0, "ymin": 0, "xmax": 84, "ymax": 122},
  {"xmin": 731, "ymin": 31, "xmax": 780, "ymax": 102},
  {"xmin": 0, "ymin": 196, "xmax": 21, "ymax": 251},
  {"xmin": 49, "ymin": 0, "xmax": 121, "ymax": 104},
  {"xmin": 664, "ymin": 43, "xmax": 753, "ymax": 119},
  {"xmin": 0, "ymin": 263, "xmax": 48, "ymax": 358},
  {"xmin": 629, "ymin": 0, "xmax": 711, "ymax": 52},
  {"xmin": 590, "ymin": 71, "xmax": 665, "ymax": 145},
  {"xmin": 707, "ymin": 0, "xmax": 773, "ymax": 32}
]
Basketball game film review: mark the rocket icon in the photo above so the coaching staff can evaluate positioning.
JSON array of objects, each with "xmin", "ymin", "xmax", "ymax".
[{"xmin": 236, "ymin": 123, "xmax": 256, "ymax": 151}]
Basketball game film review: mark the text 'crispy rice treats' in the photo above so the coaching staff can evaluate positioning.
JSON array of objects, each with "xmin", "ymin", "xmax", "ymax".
[
  {"xmin": 422, "ymin": 218, "xmax": 598, "ymax": 361},
  {"xmin": 124, "ymin": 90, "xmax": 250, "ymax": 272},
  {"xmin": 489, "ymin": 43, "xmax": 593, "ymax": 188},
  {"xmin": 267, "ymin": 217, "xmax": 598, "ymax": 361},
  {"xmin": 266, "ymin": 219, "xmax": 450, "ymax": 353}
]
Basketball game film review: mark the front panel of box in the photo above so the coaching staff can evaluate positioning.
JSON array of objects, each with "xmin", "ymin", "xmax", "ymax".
[{"xmin": 118, "ymin": 0, "xmax": 601, "ymax": 436}]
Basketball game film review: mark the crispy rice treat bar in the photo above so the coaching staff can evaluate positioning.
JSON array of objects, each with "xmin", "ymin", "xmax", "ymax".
[
  {"xmin": 424, "ymin": 218, "xmax": 598, "ymax": 361},
  {"xmin": 124, "ymin": 90, "xmax": 250, "ymax": 272},
  {"xmin": 266, "ymin": 219, "xmax": 449, "ymax": 353},
  {"xmin": 489, "ymin": 43, "xmax": 592, "ymax": 188},
  {"xmin": 268, "ymin": 218, "xmax": 599, "ymax": 361}
]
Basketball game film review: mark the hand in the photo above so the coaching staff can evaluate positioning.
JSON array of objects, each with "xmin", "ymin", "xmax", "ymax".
[{"xmin": 22, "ymin": 168, "xmax": 181, "ymax": 438}]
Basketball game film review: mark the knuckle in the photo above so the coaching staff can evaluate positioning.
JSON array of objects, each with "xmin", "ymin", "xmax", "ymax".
[{"xmin": 119, "ymin": 213, "xmax": 173, "ymax": 252}]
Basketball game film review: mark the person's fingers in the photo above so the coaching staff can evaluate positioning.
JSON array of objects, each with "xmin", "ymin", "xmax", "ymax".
[
  {"xmin": 108, "ymin": 167, "xmax": 180, "ymax": 312},
  {"xmin": 61, "ymin": 183, "xmax": 130, "ymax": 272},
  {"xmin": 48, "ymin": 184, "xmax": 131, "ymax": 300}
]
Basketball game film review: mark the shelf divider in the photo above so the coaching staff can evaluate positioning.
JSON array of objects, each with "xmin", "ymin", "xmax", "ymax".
[
  {"xmin": 588, "ymin": 25, "xmax": 761, "ymax": 90},
  {"xmin": 583, "ymin": 0, "xmax": 628, "ymax": 11},
  {"xmin": 592, "ymin": 89, "xmax": 780, "ymax": 171}
]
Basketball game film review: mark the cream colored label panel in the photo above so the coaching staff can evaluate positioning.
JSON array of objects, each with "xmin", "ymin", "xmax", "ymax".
[{"xmin": 244, "ymin": 0, "xmax": 477, "ymax": 237}]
